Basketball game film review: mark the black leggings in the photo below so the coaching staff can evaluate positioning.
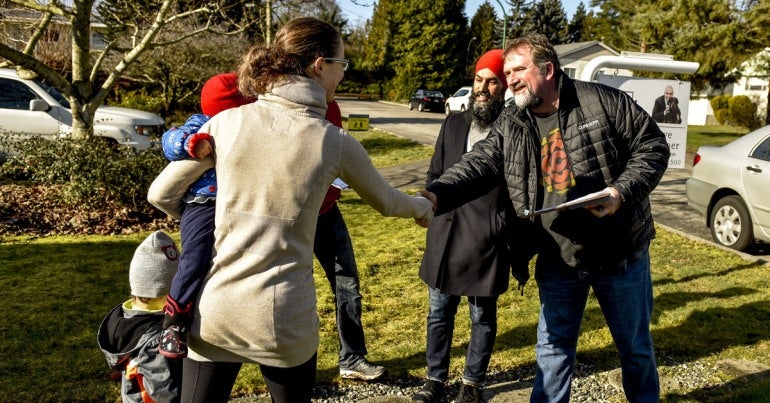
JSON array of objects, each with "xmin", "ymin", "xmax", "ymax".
[{"xmin": 181, "ymin": 353, "xmax": 317, "ymax": 403}]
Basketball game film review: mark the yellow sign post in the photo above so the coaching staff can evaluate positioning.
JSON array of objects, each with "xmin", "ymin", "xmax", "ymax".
[{"xmin": 348, "ymin": 114, "xmax": 369, "ymax": 131}]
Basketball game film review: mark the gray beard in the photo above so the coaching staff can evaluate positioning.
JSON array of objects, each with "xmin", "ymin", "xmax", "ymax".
[
  {"xmin": 468, "ymin": 93, "xmax": 505, "ymax": 128},
  {"xmin": 513, "ymin": 86, "xmax": 543, "ymax": 109}
]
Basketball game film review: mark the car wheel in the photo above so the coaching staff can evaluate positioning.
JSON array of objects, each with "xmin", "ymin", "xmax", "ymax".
[
  {"xmin": 418, "ymin": 103, "xmax": 425, "ymax": 112},
  {"xmin": 408, "ymin": 101, "xmax": 414, "ymax": 110},
  {"xmin": 710, "ymin": 195, "xmax": 754, "ymax": 251},
  {"xmin": 445, "ymin": 103, "xmax": 451, "ymax": 116},
  {"xmin": 460, "ymin": 104, "xmax": 466, "ymax": 112}
]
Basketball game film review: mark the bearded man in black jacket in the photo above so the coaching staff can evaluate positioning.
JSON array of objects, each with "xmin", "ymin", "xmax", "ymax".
[
  {"xmin": 421, "ymin": 34, "xmax": 669, "ymax": 403},
  {"xmin": 412, "ymin": 49, "xmax": 522, "ymax": 403}
]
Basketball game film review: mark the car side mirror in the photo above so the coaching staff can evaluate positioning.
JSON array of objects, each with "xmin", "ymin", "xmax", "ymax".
[{"xmin": 29, "ymin": 99, "xmax": 51, "ymax": 112}]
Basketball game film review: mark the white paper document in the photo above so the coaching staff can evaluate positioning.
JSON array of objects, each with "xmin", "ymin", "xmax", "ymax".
[{"xmin": 523, "ymin": 189, "xmax": 612, "ymax": 218}]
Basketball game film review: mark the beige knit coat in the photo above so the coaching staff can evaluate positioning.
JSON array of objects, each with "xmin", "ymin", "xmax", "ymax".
[{"xmin": 149, "ymin": 75, "xmax": 432, "ymax": 367}]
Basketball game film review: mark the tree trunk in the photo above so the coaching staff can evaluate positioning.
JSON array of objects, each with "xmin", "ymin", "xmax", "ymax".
[
  {"xmin": 70, "ymin": 0, "xmax": 97, "ymax": 141},
  {"xmin": 69, "ymin": 99, "xmax": 95, "ymax": 140}
]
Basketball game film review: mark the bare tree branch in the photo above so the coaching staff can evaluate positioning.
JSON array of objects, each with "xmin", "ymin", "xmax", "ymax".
[
  {"xmin": 7, "ymin": 0, "xmax": 66, "ymax": 16},
  {"xmin": 90, "ymin": 40, "xmax": 118, "ymax": 82},
  {"xmin": 21, "ymin": 11, "xmax": 53, "ymax": 55},
  {"xmin": 95, "ymin": 0, "xmax": 175, "ymax": 102},
  {"xmin": 1, "ymin": 0, "xmax": 262, "ymax": 139},
  {"xmin": 0, "ymin": 44, "xmax": 71, "ymax": 93}
]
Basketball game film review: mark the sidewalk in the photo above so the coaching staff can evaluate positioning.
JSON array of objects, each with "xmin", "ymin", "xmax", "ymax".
[{"xmin": 378, "ymin": 159, "xmax": 430, "ymax": 190}]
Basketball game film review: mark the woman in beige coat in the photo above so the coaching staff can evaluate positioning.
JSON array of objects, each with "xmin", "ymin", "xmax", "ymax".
[{"xmin": 148, "ymin": 17, "xmax": 433, "ymax": 403}]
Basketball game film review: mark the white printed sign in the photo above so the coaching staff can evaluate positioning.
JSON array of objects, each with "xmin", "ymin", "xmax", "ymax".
[{"xmin": 597, "ymin": 74, "xmax": 690, "ymax": 169}]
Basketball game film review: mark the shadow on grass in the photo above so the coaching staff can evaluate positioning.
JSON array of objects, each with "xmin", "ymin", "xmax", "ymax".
[
  {"xmin": 654, "ymin": 261, "xmax": 764, "ymax": 286},
  {"xmin": 652, "ymin": 287, "xmax": 758, "ymax": 324},
  {"xmin": 664, "ymin": 369, "xmax": 770, "ymax": 402},
  {"xmin": 358, "ymin": 135, "xmax": 425, "ymax": 158},
  {"xmin": 492, "ymin": 284, "xmax": 770, "ymax": 390}
]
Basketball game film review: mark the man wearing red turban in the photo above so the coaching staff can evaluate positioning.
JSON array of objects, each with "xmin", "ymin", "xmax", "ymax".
[{"xmin": 412, "ymin": 49, "xmax": 523, "ymax": 403}]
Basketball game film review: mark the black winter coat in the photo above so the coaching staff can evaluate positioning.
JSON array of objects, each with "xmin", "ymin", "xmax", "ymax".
[
  {"xmin": 419, "ymin": 112, "xmax": 520, "ymax": 296},
  {"xmin": 427, "ymin": 72, "xmax": 669, "ymax": 271}
]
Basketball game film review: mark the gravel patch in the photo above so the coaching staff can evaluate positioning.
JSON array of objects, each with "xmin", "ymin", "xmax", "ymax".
[{"xmin": 229, "ymin": 358, "xmax": 769, "ymax": 402}]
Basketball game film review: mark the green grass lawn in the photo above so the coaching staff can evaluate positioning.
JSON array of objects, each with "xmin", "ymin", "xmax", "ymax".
[
  {"xmin": 1, "ymin": 124, "xmax": 768, "ymax": 402},
  {"xmin": 686, "ymin": 124, "xmax": 748, "ymax": 153}
]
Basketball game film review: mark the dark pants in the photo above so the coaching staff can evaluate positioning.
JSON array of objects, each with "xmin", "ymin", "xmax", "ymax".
[
  {"xmin": 169, "ymin": 201, "xmax": 215, "ymax": 307},
  {"xmin": 181, "ymin": 353, "xmax": 317, "ymax": 403},
  {"xmin": 313, "ymin": 203, "xmax": 368, "ymax": 368},
  {"xmin": 426, "ymin": 287, "xmax": 498, "ymax": 385}
]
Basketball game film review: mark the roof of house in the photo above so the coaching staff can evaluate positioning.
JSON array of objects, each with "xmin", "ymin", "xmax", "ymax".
[
  {"xmin": 554, "ymin": 41, "xmax": 619, "ymax": 58},
  {"xmin": 555, "ymin": 41, "xmax": 621, "ymax": 70}
]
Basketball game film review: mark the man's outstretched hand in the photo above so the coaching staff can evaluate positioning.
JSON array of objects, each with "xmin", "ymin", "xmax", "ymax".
[{"xmin": 415, "ymin": 190, "xmax": 437, "ymax": 227}]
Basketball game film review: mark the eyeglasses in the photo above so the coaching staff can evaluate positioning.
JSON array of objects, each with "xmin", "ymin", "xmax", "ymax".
[{"xmin": 323, "ymin": 58, "xmax": 350, "ymax": 72}]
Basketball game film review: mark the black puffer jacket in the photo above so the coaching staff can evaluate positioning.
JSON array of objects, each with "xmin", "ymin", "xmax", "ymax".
[{"xmin": 427, "ymin": 72, "xmax": 670, "ymax": 270}]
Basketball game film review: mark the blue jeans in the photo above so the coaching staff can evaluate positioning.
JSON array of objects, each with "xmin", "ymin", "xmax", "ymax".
[
  {"xmin": 314, "ymin": 204, "xmax": 368, "ymax": 369},
  {"xmin": 170, "ymin": 201, "xmax": 215, "ymax": 307},
  {"xmin": 531, "ymin": 244, "xmax": 658, "ymax": 403},
  {"xmin": 426, "ymin": 287, "xmax": 498, "ymax": 385}
]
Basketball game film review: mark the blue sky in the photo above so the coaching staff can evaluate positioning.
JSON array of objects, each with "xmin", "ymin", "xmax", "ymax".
[{"xmin": 337, "ymin": 0, "xmax": 588, "ymax": 27}]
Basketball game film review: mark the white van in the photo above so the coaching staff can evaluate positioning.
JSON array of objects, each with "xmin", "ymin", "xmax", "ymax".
[{"xmin": 0, "ymin": 68, "xmax": 164, "ymax": 152}]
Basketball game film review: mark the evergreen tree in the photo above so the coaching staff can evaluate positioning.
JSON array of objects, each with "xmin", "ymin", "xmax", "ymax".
[
  {"xmin": 359, "ymin": 0, "xmax": 396, "ymax": 98},
  {"xmin": 523, "ymin": 0, "xmax": 569, "ymax": 44},
  {"xmin": 506, "ymin": 0, "xmax": 533, "ymax": 41},
  {"xmin": 388, "ymin": 0, "xmax": 469, "ymax": 101},
  {"xmin": 469, "ymin": 2, "xmax": 499, "ymax": 77},
  {"xmin": 342, "ymin": 23, "xmax": 370, "ymax": 92},
  {"xmin": 663, "ymin": 0, "xmax": 752, "ymax": 90},
  {"xmin": 585, "ymin": 0, "xmax": 623, "ymax": 50},
  {"xmin": 589, "ymin": 0, "xmax": 756, "ymax": 92},
  {"xmin": 566, "ymin": 1, "xmax": 588, "ymax": 43}
]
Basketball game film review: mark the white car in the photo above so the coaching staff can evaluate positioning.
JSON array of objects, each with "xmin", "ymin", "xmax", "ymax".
[
  {"xmin": 0, "ymin": 68, "xmax": 164, "ymax": 152},
  {"xmin": 444, "ymin": 86, "xmax": 471, "ymax": 116},
  {"xmin": 685, "ymin": 125, "xmax": 770, "ymax": 251}
]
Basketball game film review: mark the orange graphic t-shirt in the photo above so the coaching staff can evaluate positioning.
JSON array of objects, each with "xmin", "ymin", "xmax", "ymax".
[{"xmin": 539, "ymin": 118, "xmax": 575, "ymax": 195}]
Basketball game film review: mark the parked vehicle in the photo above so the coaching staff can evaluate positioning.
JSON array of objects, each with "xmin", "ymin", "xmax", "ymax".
[
  {"xmin": 408, "ymin": 89, "xmax": 445, "ymax": 113},
  {"xmin": 0, "ymin": 68, "xmax": 164, "ymax": 152},
  {"xmin": 444, "ymin": 86, "xmax": 471, "ymax": 116},
  {"xmin": 685, "ymin": 125, "xmax": 770, "ymax": 251}
]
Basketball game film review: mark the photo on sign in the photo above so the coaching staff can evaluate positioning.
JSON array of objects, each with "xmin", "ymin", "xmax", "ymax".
[
  {"xmin": 650, "ymin": 84, "xmax": 684, "ymax": 125},
  {"xmin": 597, "ymin": 74, "xmax": 690, "ymax": 127},
  {"xmin": 596, "ymin": 74, "xmax": 690, "ymax": 169}
]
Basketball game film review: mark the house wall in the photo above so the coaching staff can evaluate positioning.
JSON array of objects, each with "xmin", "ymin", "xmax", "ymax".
[{"xmin": 687, "ymin": 99, "xmax": 714, "ymax": 126}]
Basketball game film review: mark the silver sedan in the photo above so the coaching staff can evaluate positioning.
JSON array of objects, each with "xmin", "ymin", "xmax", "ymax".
[{"xmin": 686, "ymin": 125, "xmax": 770, "ymax": 251}]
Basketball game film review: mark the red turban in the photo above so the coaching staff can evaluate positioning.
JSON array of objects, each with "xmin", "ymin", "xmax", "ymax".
[{"xmin": 475, "ymin": 49, "xmax": 505, "ymax": 83}]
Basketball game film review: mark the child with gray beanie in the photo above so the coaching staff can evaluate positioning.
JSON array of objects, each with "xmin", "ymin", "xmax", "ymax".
[{"xmin": 97, "ymin": 230, "xmax": 182, "ymax": 403}]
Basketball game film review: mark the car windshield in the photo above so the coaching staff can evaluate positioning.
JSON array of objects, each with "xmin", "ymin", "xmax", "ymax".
[
  {"xmin": 33, "ymin": 78, "xmax": 70, "ymax": 108},
  {"xmin": 425, "ymin": 91, "xmax": 443, "ymax": 97}
]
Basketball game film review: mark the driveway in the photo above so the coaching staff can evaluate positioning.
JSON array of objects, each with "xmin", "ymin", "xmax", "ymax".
[{"xmin": 337, "ymin": 98, "xmax": 769, "ymax": 263}]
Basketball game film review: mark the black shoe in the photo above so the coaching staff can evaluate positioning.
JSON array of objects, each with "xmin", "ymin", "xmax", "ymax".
[
  {"xmin": 158, "ymin": 324, "xmax": 188, "ymax": 359},
  {"xmin": 412, "ymin": 379, "xmax": 443, "ymax": 402},
  {"xmin": 454, "ymin": 383, "xmax": 487, "ymax": 403}
]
